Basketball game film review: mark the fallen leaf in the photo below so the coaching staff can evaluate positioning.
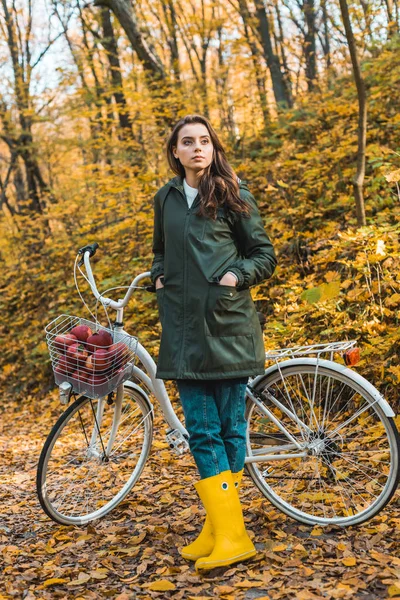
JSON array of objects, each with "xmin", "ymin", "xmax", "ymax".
[
  {"xmin": 388, "ymin": 584, "xmax": 400, "ymax": 597},
  {"xmin": 144, "ymin": 579, "xmax": 176, "ymax": 591},
  {"xmin": 342, "ymin": 556, "xmax": 356, "ymax": 566},
  {"xmin": 43, "ymin": 578, "xmax": 69, "ymax": 587}
]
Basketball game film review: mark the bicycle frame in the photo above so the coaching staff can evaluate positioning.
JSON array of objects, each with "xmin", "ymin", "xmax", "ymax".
[{"xmin": 80, "ymin": 250, "xmax": 395, "ymax": 467}]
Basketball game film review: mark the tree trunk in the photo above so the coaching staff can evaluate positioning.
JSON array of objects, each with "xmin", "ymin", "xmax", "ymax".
[
  {"xmin": 383, "ymin": 0, "xmax": 399, "ymax": 36},
  {"xmin": 338, "ymin": 0, "xmax": 367, "ymax": 226},
  {"xmin": 162, "ymin": 0, "xmax": 181, "ymax": 84},
  {"xmin": 94, "ymin": 0, "xmax": 164, "ymax": 77},
  {"xmin": 303, "ymin": 0, "xmax": 317, "ymax": 91},
  {"xmin": 253, "ymin": 0, "xmax": 289, "ymax": 109},
  {"xmin": 274, "ymin": 0, "xmax": 293, "ymax": 107},
  {"xmin": 1, "ymin": 0, "xmax": 50, "ymax": 214},
  {"xmin": 100, "ymin": 8, "xmax": 133, "ymax": 135},
  {"xmin": 320, "ymin": 0, "xmax": 332, "ymax": 85},
  {"xmin": 94, "ymin": 0, "xmax": 179, "ymax": 130},
  {"xmin": 237, "ymin": 0, "xmax": 270, "ymax": 128}
]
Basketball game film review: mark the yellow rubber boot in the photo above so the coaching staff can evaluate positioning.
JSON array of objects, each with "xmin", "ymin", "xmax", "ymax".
[
  {"xmin": 180, "ymin": 469, "xmax": 244, "ymax": 561},
  {"xmin": 194, "ymin": 470, "xmax": 256, "ymax": 572}
]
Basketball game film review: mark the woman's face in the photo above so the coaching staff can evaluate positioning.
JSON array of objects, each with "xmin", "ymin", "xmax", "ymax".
[{"xmin": 172, "ymin": 123, "xmax": 214, "ymax": 174}]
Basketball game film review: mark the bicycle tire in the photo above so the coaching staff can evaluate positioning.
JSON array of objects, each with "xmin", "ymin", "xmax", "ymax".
[
  {"xmin": 36, "ymin": 384, "xmax": 153, "ymax": 525},
  {"xmin": 245, "ymin": 363, "xmax": 400, "ymax": 527}
]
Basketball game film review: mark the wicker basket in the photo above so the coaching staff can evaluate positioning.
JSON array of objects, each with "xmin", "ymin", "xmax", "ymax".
[{"xmin": 45, "ymin": 314, "xmax": 138, "ymax": 399}]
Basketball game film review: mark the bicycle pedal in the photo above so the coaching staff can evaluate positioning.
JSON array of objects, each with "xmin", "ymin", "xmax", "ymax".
[{"xmin": 165, "ymin": 428, "xmax": 190, "ymax": 456}]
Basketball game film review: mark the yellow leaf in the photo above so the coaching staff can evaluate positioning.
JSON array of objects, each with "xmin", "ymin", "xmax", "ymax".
[
  {"xmin": 342, "ymin": 556, "xmax": 356, "ymax": 566},
  {"xmin": 388, "ymin": 583, "xmax": 400, "ymax": 597},
  {"xmin": 234, "ymin": 580, "xmax": 263, "ymax": 588},
  {"xmin": 276, "ymin": 179, "xmax": 289, "ymax": 188},
  {"xmin": 293, "ymin": 543, "xmax": 306, "ymax": 552},
  {"xmin": 310, "ymin": 527, "xmax": 323, "ymax": 536},
  {"xmin": 43, "ymin": 578, "xmax": 68, "ymax": 587},
  {"xmin": 272, "ymin": 543, "xmax": 287, "ymax": 552},
  {"xmin": 337, "ymin": 542, "xmax": 347, "ymax": 551},
  {"xmin": 385, "ymin": 168, "xmax": 400, "ymax": 183},
  {"xmin": 215, "ymin": 586, "xmax": 235, "ymax": 594},
  {"xmin": 144, "ymin": 580, "xmax": 176, "ymax": 591}
]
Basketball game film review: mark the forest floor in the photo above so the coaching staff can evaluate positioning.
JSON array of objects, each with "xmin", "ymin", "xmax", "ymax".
[{"xmin": 0, "ymin": 389, "xmax": 399, "ymax": 600}]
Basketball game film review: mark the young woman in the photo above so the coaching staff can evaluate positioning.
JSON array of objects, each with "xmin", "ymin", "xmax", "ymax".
[{"xmin": 150, "ymin": 114, "xmax": 277, "ymax": 572}]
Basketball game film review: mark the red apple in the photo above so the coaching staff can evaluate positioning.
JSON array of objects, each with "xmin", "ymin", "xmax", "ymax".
[
  {"xmin": 53, "ymin": 333, "xmax": 77, "ymax": 354},
  {"xmin": 55, "ymin": 355, "xmax": 71, "ymax": 376},
  {"xmin": 70, "ymin": 324, "xmax": 93, "ymax": 343},
  {"xmin": 97, "ymin": 329, "xmax": 113, "ymax": 346},
  {"xmin": 109, "ymin": 342, "xmax": 128, "ymax": 369},
  {"xmin": 86, "ymin": 373, "xmax": 108, "ymax": 386},
  {"xmin": 85, "ymin": 349, "xmax": 111, "ymax": 372},
  {"xmin": 86, "ymin": 331, "xmax": 113, "ymax": 353},
  {"xmin": 95, "ymin": 348, "xmax": 112, "ymax": 372},
  {"xmin": 71, "ymin": 369, "xmax": 90, "ymax": 383},
  {"xmin": 67, "ymin": 343, "xmax": 89, "ymax": 369}
]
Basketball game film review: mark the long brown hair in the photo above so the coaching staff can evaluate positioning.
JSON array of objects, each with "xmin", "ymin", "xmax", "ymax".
[{"xmin": 166, "ymin": 114, "xmax": 251, "ymax": 220}]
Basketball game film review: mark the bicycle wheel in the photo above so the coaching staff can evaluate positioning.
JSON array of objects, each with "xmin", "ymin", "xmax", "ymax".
[
  {"xmin": 245, "ymin": 363, "xmax": 400, "ymax": 526},
  {"xmin": 37, "ymin": 383, "xmax": 153, "ymax": 525}
]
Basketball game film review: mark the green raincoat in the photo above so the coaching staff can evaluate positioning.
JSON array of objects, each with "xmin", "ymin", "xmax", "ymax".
[{"xmin": 150, "ymin": 175, "xmax": 277, "ymax": 380}]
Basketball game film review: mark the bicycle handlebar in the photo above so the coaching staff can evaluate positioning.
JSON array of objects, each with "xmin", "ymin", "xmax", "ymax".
[
  {"xmin": 78, "ymin": 242, "xmax": 99, "ymax": 266},
  {"xmin": 79, "ymin": 243, "xmax": 155, "ymax": 311}
]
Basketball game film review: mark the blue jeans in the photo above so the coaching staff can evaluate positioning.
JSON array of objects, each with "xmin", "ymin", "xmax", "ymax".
[{"xmin": 176, "ymin": 377, "xmax": 249, "ymax": 479}]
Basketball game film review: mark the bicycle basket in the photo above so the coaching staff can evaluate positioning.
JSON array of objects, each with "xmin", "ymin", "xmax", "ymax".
[{"xmin": 45, "ymin": 314, "xmax": 138, "ymax": 399}]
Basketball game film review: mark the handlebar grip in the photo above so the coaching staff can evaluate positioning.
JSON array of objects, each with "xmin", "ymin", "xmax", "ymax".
[{"xmin": 77, "ymin": 242, "xmax": 99, "ymax": 266}]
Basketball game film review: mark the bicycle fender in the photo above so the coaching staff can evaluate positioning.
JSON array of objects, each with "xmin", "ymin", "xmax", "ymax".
[
  {"xmin": 252, "ymin": 357, "xmax": 395, "ymax": 418},
  {"xmin": 123, "ymin": 381, "xmax": 154, "ymax": 413}
]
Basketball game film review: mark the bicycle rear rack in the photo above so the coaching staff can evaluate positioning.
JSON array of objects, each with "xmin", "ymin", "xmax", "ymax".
[{"xmin": 265, "ymin": 340, "xmax": 358, "ymax": 362}]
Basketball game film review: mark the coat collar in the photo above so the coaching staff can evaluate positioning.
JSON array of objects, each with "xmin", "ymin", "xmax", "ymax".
[{"xmin": 168, "ymin": 174, "xmax": 185, "ymax": 192}]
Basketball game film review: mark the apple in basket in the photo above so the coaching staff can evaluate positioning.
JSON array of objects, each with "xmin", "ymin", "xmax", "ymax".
[
  {"xmin": 66, "ymin": 343, "xmax": 89, "ymax": 369},
  {"xmin": 85, "ymin": 348, "xmax": 111, "ymax": 372},
  {"xmin": 109, "ymin": 342, "xmax": 129, "ymax": 370},
  {"xmin": 86, "ymin": 373, "xmax": 109, "ymax": 386},
  {"xmin": 55, "ymin": 355, "xmax": 72, "ymax": 377},
  {"xmin": 70, "ymin": 324, "xmax": 93, "ymax": 343},
  {"xmin": 86, "ymin": 330, "xmax": 113, "ymax": 353},
  {"xmin": 71, "ymin": 369, "xmax": 90, "ymax": 383},
  {"xmin": 54, "ymin": 333, "xmax": 77, "ymax": 354}
]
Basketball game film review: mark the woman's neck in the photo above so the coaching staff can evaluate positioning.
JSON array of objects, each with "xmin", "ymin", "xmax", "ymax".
[{"xmin": 184, "ymin": 170, "xmax": 201, "ymax": 188}]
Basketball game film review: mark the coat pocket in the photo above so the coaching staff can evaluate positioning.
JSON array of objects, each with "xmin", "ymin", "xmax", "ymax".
[
  {"xmin": 205, "ymin": 284, "xmax": 256, "ymax": 337},
  {"xmin": 155, "ymin": 286, "xmax": 165, "ymax": 324}
]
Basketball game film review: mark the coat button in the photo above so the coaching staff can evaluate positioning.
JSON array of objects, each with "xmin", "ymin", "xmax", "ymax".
[{"xmin": 229, "ymin": 292, "xmax": 233, "ymax": 296}]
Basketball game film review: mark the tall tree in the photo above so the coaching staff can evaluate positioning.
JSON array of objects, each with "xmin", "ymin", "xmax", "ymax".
[
  {"xmin": 253, "ymin": 0, "xmax": 290, "ymax": 109},
  {"xmin": 338, "ymin": 0, "xmax": 367, "ymax": 226},
  {"xmin": 100, "ymin": 8, "xmax": 133, "ymax": 136},
  {"xmin": 303, "ymin": 0, "xmax": 316, "ymax": 91},
  {"xmin": 93, "ymin": 0, "xmax": 179, "ymax": 130},
  {"xmin": 237, "ymin": 0, "xmax": 271, "ymax": 127},
  {"xmin": 0, "ymin": 0, "xmax": 54, "ymax": 214},
  {"xmin": 382, "ymin": 0, "xmax": 399, "ymax": 37}
]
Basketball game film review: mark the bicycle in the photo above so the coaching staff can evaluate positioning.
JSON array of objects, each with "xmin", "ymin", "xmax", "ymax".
[{"xmin": 36, "ymin": 243, "xmax": 400, "ymax": 528}]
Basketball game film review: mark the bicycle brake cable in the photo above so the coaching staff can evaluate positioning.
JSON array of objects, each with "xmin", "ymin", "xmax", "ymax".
[{"xmin": 74, "ymin": 254, "xmax": 149, "ymax": 331}]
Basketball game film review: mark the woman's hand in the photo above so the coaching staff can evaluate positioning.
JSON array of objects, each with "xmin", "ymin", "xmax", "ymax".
[
  {"xmin": 219, "ymin": 272, "xmax": 237, "ymax": 287},
  {"xmin": 155, "ymin": 276, "xmax": 164, "ymax": 290}
]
